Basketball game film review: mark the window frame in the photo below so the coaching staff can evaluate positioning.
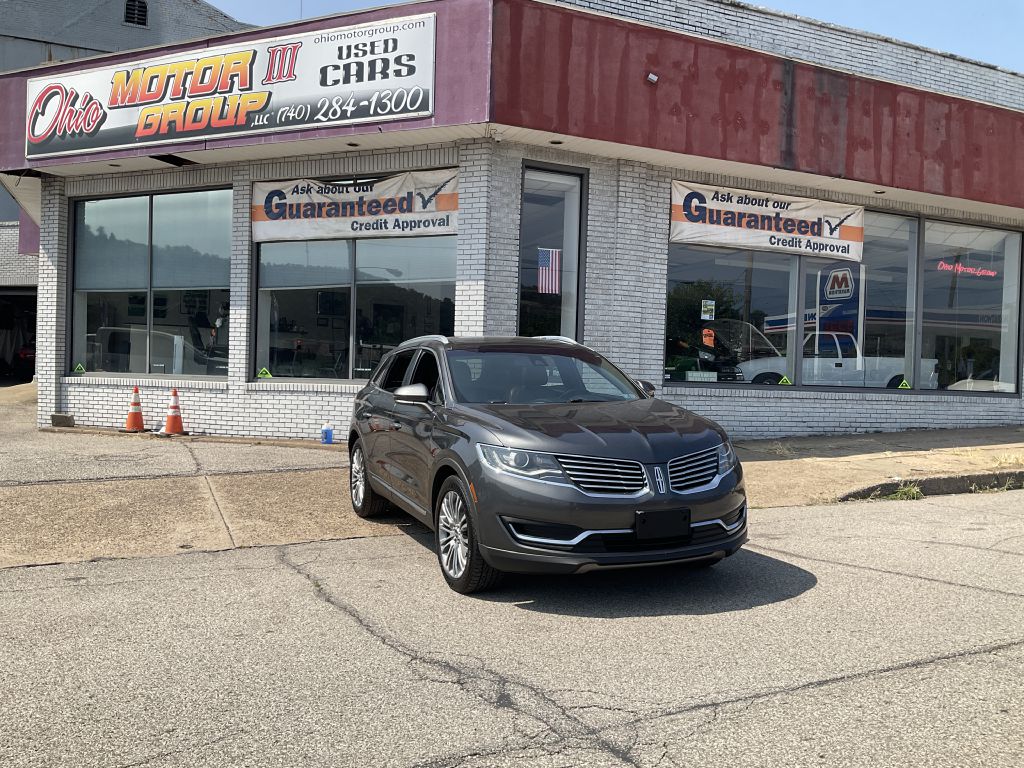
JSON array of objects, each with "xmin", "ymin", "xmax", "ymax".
[
  {"xmin": 67, "ymin": 186, "xmax": 232, "ymax": 379},
  {"xmin": 253, "ymin": 233, "xmax": 457, "ymax": 383},
  {"xmin": 662, "ymin": 207, "xmax": 1024, "ymax": 398},
  {"xmin": 516, "ymin": 161, "xmax": 589, "ymax": 341}
]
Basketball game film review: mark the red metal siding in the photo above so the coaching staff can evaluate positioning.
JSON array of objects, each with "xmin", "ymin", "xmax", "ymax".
[{"xmin": 492, "ymin": 0, "xmax": 1024, "ymax": 209}]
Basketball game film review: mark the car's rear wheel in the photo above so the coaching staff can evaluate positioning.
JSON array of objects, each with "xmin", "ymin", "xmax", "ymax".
[
  {"xmin": 349, "ymin": 441, "xmax": 389, "ymax": 518},
  {"xmin": 752, "ymin": 372, "xmax": 782, "ymax": 385},
  {"xmin": 435, "ymin": 476, "xmax": 502, "ymax": 594}
]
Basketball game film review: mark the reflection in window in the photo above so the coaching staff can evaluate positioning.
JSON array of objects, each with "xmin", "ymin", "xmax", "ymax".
[
  {"xmin": 920, "ymin": 222, "xmax": 1021, "ymax": 393},
  {"xmin": 255, "ymin": 236, "xmax": 456, "ymax": 379},
  {"xmin": 72, "ymin": 191, "xmax": 232, "ymax": 375},
  {"xmin": 518, "ymin": 170, "xmax": 582, "ymax": 338},
  {"xmin": 665, "ymin": 246, "xmax": 796, "ymax": 385},
  {"xmin": 354, "ymin": 237, "xmax": 456, "ymax": 377},
  {"xmin": 803, "ymin": 213, "xmax": 920, "ymax": 388},
  {"xmin": 256, "ymin": 241, "xmax": 354, "ymax": 379}
]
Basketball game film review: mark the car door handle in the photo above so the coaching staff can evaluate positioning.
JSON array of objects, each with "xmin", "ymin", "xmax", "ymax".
[
  {"xmin": 834, "ymin": 362, "xmax": 843, "ymax": 367},
  {"xmin": 393, "ymin": 421, "xmax": 403, "ymax": 430}
]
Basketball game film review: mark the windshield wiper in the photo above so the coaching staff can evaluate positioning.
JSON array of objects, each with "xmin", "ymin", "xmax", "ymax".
[{"xmin": 567, "ymin": 398, "xmax": 602, "ymax": 403}]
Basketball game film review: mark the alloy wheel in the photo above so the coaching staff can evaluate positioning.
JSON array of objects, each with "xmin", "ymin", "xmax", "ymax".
[
  {"xmin": 350, "ymin": 447, "xmax": 366, "ymax": 508},
  {"xmin": 438, "ymin": 490, "xmax": 470, "ymax": 579}
]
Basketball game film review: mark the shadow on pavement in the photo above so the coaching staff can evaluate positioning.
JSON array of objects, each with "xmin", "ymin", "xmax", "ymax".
[
  {"xmin": 484, "ymin": 550, "xmax": 816, "ymax": 617},
  {"xmin": 395, "ymin": 519, "xmax": 817, "ymax": 617}
]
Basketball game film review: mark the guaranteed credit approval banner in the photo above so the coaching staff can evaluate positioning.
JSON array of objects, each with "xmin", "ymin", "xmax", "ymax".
[
  {"xmin": 671, "ymin": 182, "xmax": 864, "ymax": 262},
  {"xmin": 252, "ymin": 170, "xmax": 458, "ymax": 242},
  {"xmin": 25, "ymin": 13, "xmax": 435, "ymax": 158}
]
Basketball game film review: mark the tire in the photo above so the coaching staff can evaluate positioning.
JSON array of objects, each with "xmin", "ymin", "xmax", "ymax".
[
  {"xmin": 349, "ymin": 440, "xmax": 390, "ymax": 519},
  {"xmin": 752, "ymin": 372, "xmax": 782, "ymax": 386},
  {"xmin": 886, "ymin": 375, "xmax": 904, "ymax": 389},
  {"xmin": 435, "ymin": 476, "xmax": 502, "ymax": 594}
]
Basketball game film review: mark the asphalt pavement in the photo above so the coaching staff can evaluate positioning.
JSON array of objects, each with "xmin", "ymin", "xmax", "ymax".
[{"xmin": 1, "ymin": 491, "xmax": 1021, "ymax": 767}]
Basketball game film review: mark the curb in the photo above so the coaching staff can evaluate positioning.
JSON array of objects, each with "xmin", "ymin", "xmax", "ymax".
[{"xmin": 840, "ymin": 471, "xmax": 1024, "ymax": 501}]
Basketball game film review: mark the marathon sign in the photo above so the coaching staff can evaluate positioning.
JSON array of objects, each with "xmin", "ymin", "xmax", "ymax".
[
  {"xmin": 251, "ymin": 169, "xmax": 458, "ymax": 242},
  {"xmin": 671, "ymin": 182, "xmax": 864, "ymax": 262},
  {"xmin": 24, "ymin": 13, "xmax": 435, "ymax": 158}
]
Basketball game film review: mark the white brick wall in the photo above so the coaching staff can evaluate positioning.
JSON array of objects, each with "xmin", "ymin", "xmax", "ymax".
[
  {"xmin": 36, "ymin": 138, "xmax": 1024, "ymax": 440},
  {"xmin": 42, "ymin": 143, "xmax": 464, "ymax": 440},
  {"xmin": 558, "ymin": 0, "xmax": 1024, "ymax": 111},
  {"xmin": 0, "ymin": 221, "xmax": 36, "ymax": 287},
  {"xmin": 483, "ymin": 140, "xmax": 1024, "ymax": 438}
]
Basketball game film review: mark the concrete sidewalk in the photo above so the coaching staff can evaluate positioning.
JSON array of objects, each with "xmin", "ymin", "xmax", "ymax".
[{"xmin": 2, "ymin": 379, "xmax": 1023, "ymax": 569}]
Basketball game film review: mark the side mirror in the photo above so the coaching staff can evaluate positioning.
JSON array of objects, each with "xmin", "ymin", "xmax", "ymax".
[
  {"xmin": 636, "ymin": 379, "xmax": 657, "ymax": 398},
  {"xmin": 394, "ymin": 383, "xmax": 430, "ymax": 404}
]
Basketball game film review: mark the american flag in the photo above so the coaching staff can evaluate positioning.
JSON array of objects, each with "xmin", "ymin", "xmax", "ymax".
[{"xmin": 537, "ymin": 248, "xmax": 562, "ymax": 295}]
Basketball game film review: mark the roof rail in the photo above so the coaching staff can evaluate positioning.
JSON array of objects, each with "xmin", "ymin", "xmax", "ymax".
[
  {"xmin": 397, "ymin": 335, "xmax": 450, "ymax": 349},
  {"xmin": 533, "ymin": 335, "xmax": 579, "ymax": 345}
]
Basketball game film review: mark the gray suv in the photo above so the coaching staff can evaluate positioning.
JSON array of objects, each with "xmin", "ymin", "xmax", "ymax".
[{"xmin": 348, "ymin": 336, "xmax": 747, "ymax": 593}]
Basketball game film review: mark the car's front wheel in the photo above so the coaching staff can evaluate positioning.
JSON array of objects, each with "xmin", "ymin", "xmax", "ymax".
[
  {"xmin": 435, "ymin": 476, "xmax": 502, "ymax": 594},
  {"xmin": 349, "ymin": 440, "xmax": 389, "ymax": 518}
]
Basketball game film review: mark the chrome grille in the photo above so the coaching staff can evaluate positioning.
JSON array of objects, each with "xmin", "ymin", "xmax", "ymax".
[
  {"xmin": 556, "ymin": 455, "xmax": 647, "ymax": 495},
  {"xmin": 668, "ymin": 446, "xmax": 720, "ymax": 492}
]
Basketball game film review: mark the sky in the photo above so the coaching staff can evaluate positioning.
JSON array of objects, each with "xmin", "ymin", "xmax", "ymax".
[{"xmin": 208, "ymin": 0, "xmax": 1024, "ymax": 73}]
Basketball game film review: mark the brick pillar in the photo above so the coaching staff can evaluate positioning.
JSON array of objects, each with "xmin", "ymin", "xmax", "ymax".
[
  {"xmin": 229, "ymin": 164, "xmax": 252, "ymax": 387},
  {"xmin": 36, "ymin": 176, "xmax": 68, "ymax": 427},
  {"xmin": 611, "ymin": 160, "xmax": 670, "ymax": 391},
  {"xmin": 455, "ymin": 138, "xmax": 521, "ymax": 337}
]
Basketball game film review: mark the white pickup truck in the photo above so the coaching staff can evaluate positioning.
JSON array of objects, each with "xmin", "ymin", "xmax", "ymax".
[{"xmin": 737, "ymin": 330, "xmax": 938, "ymax": 389}]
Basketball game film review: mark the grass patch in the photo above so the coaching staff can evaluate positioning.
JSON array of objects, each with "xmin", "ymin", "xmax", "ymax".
[
  {"xmin": 885, "ymin": 482, "xmax": 924, "ymax": 501},
  {"xmin": 763, "ymin": 441, "xmax": 797, "ymax": 458},
  {"xmin": 994, "ymin": 453, "xmax": 1024, "ymax": 469},
  {"xmin": 969, "ymin": 477, "xmax": 1017, "ymax": 494}
]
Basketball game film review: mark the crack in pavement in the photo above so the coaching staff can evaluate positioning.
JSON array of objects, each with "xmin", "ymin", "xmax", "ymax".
[
  {"xmin": 816, "ymin": 533, "xmax": 1024, "ymax": 557},
  {"xmin": 748, "ymin": 543, "xmax": 1024, "ymax": 599},
  {"xmin": 203, "ymin": 475, "xmax": 237, "ymax": 548},
  {"xmin": 107, "ymin": 729, "xmax": 242, "ymax": 768},
  {"xmin": 611, "ymin": 637, "xmax": 1024, "ymax": 735},
  {"xmin": 0, "ymin": 464, "xmax": 347, "ymax": 489},
  {"xmin": 274, "ymin": 546, "xmax": 646, "ymax": 768}
]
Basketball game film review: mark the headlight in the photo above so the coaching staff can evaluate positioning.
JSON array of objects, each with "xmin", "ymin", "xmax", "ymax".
[
  {"xmin": 477, "ymin": 444, "xmax": 570, "ymax": 485},
  {"xmin": 717, "ymin": 440, "xmax": 738, "ymax": 474}
]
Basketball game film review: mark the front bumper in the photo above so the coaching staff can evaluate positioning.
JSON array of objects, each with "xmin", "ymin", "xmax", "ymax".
[{"xmin": 471, "ymin": 461, "xmax": 748, "ymax": 575}]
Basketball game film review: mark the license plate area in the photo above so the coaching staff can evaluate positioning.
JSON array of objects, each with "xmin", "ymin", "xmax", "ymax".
[{"xmin": 634, "ymin": 508, "xmax": 691, "ymax": 540}]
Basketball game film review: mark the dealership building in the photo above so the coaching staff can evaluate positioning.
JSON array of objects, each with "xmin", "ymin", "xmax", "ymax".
[{"xmin": 2, "ymin": 0, "xmax": 1024, "ymax": 439}]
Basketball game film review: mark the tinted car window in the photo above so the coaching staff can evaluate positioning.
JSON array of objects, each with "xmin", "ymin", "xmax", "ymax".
[
  {"xmin": 446, "ymin": 348, "xmax": 641, "ymax": 404},
  {"xmin": 409, "ymin": 351, "xmax": 442, "ymax": 402},
  {"xmin": 381, "ymin": 349, "xmax": 416, "ymax": 392}
]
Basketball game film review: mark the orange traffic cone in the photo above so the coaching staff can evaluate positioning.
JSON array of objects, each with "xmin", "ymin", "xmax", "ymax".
[
  {"xmin": 157, "ymin": 388, "xmax": 188, "ymax": 436},
  {"xmin": 121, "ymin": 386, "xmax": 146, "ymax": 432}
]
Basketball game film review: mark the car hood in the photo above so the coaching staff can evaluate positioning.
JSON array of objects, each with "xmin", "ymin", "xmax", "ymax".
[{"xmin": 458, "ymin": 399, "xmax": 726, "ymax": 462}]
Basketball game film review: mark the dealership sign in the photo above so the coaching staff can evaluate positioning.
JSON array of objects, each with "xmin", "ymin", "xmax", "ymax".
[
  {"xmin": 25, "ymin": 13, "xmax": 435, "ymax": 158},
  {"xmin": 251, "ymin": 169, "xmax": 458, "ymax": 241},
  {"xmin": 671, "ymin": 182, "xmax": 864, "ymax": 262}
]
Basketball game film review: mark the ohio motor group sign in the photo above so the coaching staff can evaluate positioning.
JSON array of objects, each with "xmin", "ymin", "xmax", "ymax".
[{"xmin": 24, "ymin": 13, "xmax": 435, "ymax": 158}]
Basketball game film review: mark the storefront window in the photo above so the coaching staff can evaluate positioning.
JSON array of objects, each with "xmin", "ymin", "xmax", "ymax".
[
  {"xmin": 256, "ymin": 240, "xmax": 354, "ymax": 379},
  {"xmin": 665, "ymin": 246, "xmax": 797, "ymax": 385},
  {"xmin": 72, "ymin": 191, "xmax": 231, "ymax": 376},
  {"xmin": 919, "ymin": 222, "xmax": 1021, "ymax": 392},
  {"xmin": 802, "ymin": 213, "xmax": 919, "ymax": 388},
  {"xmin": 255, "ymin": 236, "xmax": 455, "ymax": 379},
  {"xmin": 518, "ymin": 169, "xmax": 582, "ymax": 338}
]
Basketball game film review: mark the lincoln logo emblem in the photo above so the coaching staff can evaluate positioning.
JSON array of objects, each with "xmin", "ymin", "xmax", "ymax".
[{"xmin": 653, "ymin": 466, "xmax": 666, "ymax": 494}]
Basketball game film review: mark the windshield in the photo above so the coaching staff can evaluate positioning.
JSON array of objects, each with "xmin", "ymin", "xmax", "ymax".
[{"xmin": 446, "ymin": 347, "xmax": 642, "ymax": 404}]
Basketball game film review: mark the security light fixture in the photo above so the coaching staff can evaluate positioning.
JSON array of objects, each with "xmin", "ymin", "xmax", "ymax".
[{"xmin": 646, "ymin": 72, "xmax": 659, "ymax": 84}]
